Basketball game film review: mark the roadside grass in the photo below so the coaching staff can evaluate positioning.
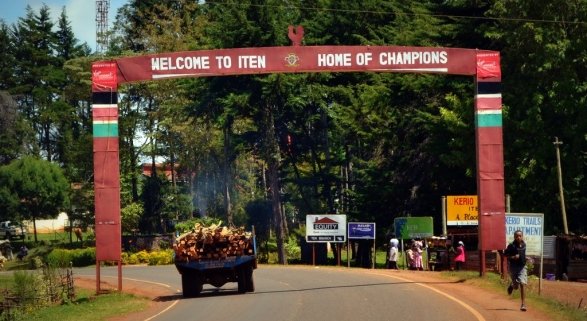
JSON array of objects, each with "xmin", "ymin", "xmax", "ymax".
[
  {"xmin": 26, "ymin": 231, "xmax": 94, "ymax": 244},
  {"xmin": 1, "ymin": 234, "xmax": 151, "ymax": 321},
  {"xmin": 0, "ymin": 274, "xmax": 13, "ymax": 289},
  {"xmin": 440, "ymin": 271, "xmax": 587, "ymax": 321},
  {"xmin": 0, "ymin": 276, "xmax": 149, "ymax": 321},
  {"xmin": 23, "ymin": 288, "xmax": 149, "ymax": 321}
]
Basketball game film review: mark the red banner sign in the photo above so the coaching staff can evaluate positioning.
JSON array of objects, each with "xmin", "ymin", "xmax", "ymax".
[
  {"xmin": 476, "ymin": 52, "xmax": 501, "ymax": 80},
  {"xmin": 92, "ymin": 62, "xmax": 118, "ymax": 92},
  {"xmin": 103, "ymin": 46, "xmax": 497, "ymax": 84}
]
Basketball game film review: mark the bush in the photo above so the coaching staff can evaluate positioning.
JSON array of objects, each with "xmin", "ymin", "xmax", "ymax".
[
  {"xmin": 46, "ymin": 248, "xmax": 172, "ymax": 267},
  {"xmin": 121, "ymin": 249, "xmax": 173, "ymax": 265},
  {"xmin": 285, "ymin": 236, "xmax": 301, "ymax": 261},
  {"xmin": 7, "ymin": 267, "xmax": 74, "ymax": 318},
  {"xmin": 147, "ymin": 250, "xmax": 173, "ymax": 265},
  {"xmin": 136, "ymin": 250, "xmax": 149, "ymax": 263},
  {"xmin": 29, "ymin": 256, "xmax": 44, "ymax": 269},
  {"xmin": 46, "ymin": 248, "xmax": 96, "ymax": 268},
  {"xmin": 12, "ymin": 270, "xmax": 45, "ymax": 309}
]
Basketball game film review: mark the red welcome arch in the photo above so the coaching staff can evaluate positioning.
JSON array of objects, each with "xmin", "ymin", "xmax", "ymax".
[{"xmin": 91, "ymin": 38, "xmax": 504, "ymax": 289}]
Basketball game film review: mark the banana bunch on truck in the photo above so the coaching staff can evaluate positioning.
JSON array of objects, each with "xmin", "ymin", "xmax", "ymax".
[{"xmin": 173, "ymin": 222, "xmax": 255, "ymax": 262}]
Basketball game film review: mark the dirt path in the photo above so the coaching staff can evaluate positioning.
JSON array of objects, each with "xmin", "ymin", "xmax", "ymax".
[{"xmin": 75, "ymin": 268, "xmax": 587, "ymax": 321}]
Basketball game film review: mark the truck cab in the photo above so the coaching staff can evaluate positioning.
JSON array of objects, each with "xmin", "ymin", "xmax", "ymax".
[{"xmin": 0, "ymin": 221, "xmax": 27, "ymax": 240}]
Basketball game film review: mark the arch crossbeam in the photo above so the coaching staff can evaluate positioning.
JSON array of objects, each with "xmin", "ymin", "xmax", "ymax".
[{"xmin": 93, "ymin": 46, "xmax": 496, "ymax": 86}]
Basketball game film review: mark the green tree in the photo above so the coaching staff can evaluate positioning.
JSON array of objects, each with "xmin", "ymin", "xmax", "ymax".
[
  {"xmin": 111, "ymin": 0, "xmax": 209, "ymax": 229},
  {"xmin": 139, "ymin": 174, "xmax": 164, "ymax": 234},
  {"xmin": 55, "ymin": 7, "xmax": 90, "ymax": 61},
  {"xmin": 0, "ymin": 156, "xmax": 70, "ymax": 242},
  {"xmin": 203, "ymin": 0, "xmax": 299, "ymax": 263},
  {"xmin": 0, "ymin": 91, "xmax": 36, "ymax": 165},
  {"xmin": 61, "ymin": 57, "xmax": 94, "ymax": 183},
  {"xmin": 0, "ymin": 21, "xmax": 16, "ymax": 90},
  {"xmin": 486, "ymin": 0, "xmax": 587, "ymax": 233},
  {"xmin": 11, "ymin": 5, "xmax": 60, "ymax": 161},
  {"xmin": 121, "ymin": 202, "xmax": 143, "ymax": 234}
]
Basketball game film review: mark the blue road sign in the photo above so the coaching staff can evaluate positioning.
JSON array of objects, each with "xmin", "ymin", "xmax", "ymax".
[{"xmin": 348, "ymin": 222, "xmax": 376, "ymax": 239}]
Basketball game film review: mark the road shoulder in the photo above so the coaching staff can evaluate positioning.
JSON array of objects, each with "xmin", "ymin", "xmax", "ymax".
[
  {"xmin": 371, "ymin": 270, "xmax": 554, "ymax": 321},
  {"xmin": 75, "ymin": 276, "xmax": 180, "ymax": 321}
]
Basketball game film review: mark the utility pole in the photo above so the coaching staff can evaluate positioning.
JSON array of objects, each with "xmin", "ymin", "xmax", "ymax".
[{"xmin": 553, "ymin": 137, "xmax": 569, "ymax": 234}]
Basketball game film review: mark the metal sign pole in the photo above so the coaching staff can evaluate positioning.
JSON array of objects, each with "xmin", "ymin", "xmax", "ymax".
[
  {"xmin": 372, "ymin": 239, "xmax": 376, "ymax": 269},
  {"xmin": 538, "ymin": 214, "xmax": 544, "ymax": 295},
  {"xmin": 441, "ymin": 196, "xmax": 447, "ymax": 236},
  {"xmin": 401, "ymin": 239, "xmax": 405, "ymax": 269},
  {"xmin": 347, "ymin": 238, "xmax": 350, "ymax": 268}
]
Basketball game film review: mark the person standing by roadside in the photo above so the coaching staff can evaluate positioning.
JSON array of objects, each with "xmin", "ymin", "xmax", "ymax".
[
  {"xmin": 454, "ymin": 241, "xmax": 466, "ymax": 271},
  {"xmin": 406, "ymin": 243, "xmax": 415, "ymax": 270},
  {"xmin": 388, "ymin": 237, "xmax": 399, "ymax": 270},
  {"xmin": 503, "ymin": 230, "xmax": 528, "ymax": 312},
  {"xmin": 412, "ymin": 240, "xmax": 424, "ymax": 271}
]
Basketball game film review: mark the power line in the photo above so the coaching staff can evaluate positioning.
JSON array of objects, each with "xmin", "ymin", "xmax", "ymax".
[{"xmin": 204, "ymin": 1, "xmax": 587, "ymax": 26}]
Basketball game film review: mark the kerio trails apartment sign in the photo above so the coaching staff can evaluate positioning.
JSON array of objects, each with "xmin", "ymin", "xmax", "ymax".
[{"xmin": 306, "ymin": 215, "xmax": 347, "ymax": 243}]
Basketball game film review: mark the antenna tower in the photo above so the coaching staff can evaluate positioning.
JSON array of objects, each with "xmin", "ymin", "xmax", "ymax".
[{"xmin": 96, "ymin": 0, "xmax": 110, "ymax": 54}]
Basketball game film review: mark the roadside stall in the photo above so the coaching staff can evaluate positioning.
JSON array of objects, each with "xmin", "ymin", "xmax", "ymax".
[{"xmin": 426, "ymin": 236, "xmax": 451, "ymax": 271}]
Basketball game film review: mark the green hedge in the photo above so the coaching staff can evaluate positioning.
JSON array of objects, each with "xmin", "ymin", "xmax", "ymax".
[
  {"xmin": 46, "ymin": 248, "xmax": 174, "ymax": 267},
  {"xmin": 121, "ymin": 249, "xmax": 173, "ymax": 265},
  {"xmin": 46, "ymin": 248, "xmax": 96, "ymax": 267}
]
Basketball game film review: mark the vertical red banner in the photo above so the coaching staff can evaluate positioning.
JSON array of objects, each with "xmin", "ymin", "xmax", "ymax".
[
  {"xmin": 475, "ymin": 52, "xmax": 506, "ymax": 251},
  {"xmin": 92, "ymin": 61, "xmax": 121, "ymax": 261}
]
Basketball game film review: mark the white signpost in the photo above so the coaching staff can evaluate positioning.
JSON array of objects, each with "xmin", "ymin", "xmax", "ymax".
[
  {"xmin": 305, "ymin": 215, "xmax": 347, "ymax": 266},
  {"xmin": 306, "ymin": 215, "xmax": 347, "ymax": 243}
]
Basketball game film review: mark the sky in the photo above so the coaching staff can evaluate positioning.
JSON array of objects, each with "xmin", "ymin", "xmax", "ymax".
[{"xmin": 1, "ymin": 0, "xmax": 126, "ymax": 51}]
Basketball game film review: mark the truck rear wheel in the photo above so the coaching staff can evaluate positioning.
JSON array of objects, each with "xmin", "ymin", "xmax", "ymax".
[
  {"xmin": 237, "ymin": 267, "xmax": 247, "ymax": 293},
  {"xmin": 237, "ymin": 264, "xmax": 254, "ymax": 293},
  {"xmin": 181, "ymin": 271, "xmax": 202, "ymax": 297},
  {"xmin": 245, "ymin": 265, "xmax": 254, "ymax": 292}
]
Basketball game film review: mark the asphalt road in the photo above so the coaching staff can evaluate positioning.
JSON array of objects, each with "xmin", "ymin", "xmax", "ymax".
[{"xmin": 75, "ymin": 265, "xmax": 483, "ymax": 321}]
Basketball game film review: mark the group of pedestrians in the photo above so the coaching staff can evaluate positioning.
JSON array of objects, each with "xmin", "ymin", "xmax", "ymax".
[
  {"xmin": 387, "ymin": 237, "xmax": 463, "ymax": 271},
  {"xmin": 386, "ymin": 237, "xmax": 426, "ymax": 270}
]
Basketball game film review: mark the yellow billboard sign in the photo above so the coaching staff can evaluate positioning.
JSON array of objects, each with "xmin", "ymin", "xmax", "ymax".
[{"xmin": 447, "ymin": 195, "xmax": 478, "ymax": 226}]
